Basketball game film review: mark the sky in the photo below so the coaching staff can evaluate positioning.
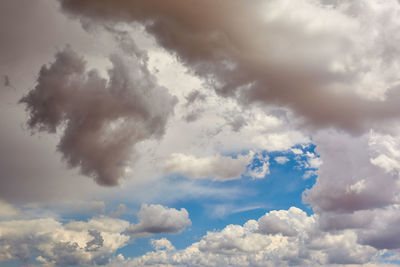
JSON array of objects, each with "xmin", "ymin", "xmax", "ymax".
[{"xmin": 2, "ymin": 0, "xmax": 400, "ymax": 266}]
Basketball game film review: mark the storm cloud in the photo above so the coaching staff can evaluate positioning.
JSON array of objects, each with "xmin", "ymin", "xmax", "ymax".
[
  {"xmin": 21, "ymin": 46, "xmax": 177, "ymax": 185},
  {"xmin": 58, "ymin": 0, "xmax": 400, "ymax": 134}
]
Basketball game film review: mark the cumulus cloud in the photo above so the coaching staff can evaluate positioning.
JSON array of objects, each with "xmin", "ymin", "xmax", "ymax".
[
  {"xmin": 20, "ymin": 46, "xmax": 177, "ymax": 185},
  {"xmin": 112, "ymin": 207, "xmax": 378, "ymax": 266},
  {"xmin": 0, "ymin": 201, "xmax": 194, "ymax": 265},
  {"xmin": 304, "ymin": 131, "xmax": 400, "ymax": 213},
  {"xmin": 126, "ymin": 204, "xmax": 191, "ymax": 237},
  {"xmin": 59, "ymin": 0, "xmax": 400, "ymax": 133},
  {"xmin": 164, "ymin": 151, "xmax": 269, "ymax": 181},
  {"xmin": 150, "ymin": 238, "xmax": 175, "ymax": 251},
  {"xmin": 0, "ymin": 216, "xmax": 130, "ymax": 265},
  {"xmin": 5, "ymin": 0, "xmax": 400, "ymax": 264},
  {"xmin": 257, "ymin": 207, "xmax": 311, "ymax": 237}
]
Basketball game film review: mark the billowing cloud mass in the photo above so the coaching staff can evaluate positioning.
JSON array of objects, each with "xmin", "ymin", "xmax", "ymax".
[
  {"xmin": 126, "ymin": 204, "xmax": 191, "ymax": 237},
  {"xmin": 111, "ymin": 207, "xmax": 378, "ymax": 266},
  {"xmin": 0, "ymin": 202, "xmax": 192, "ymax": 266},
  {"xmin": 59, "ymin": 0, "xmax": 400, "ymax": 133},
  {"xmin": 21, "ymin": 46, "xmax": 177, "ymax": 185},
  {"xmin": 4, "ymin": 0, "xmax": 400, "ymax": 265},
  {"xmin": 304, "ymin": 131, "xmax": 400, "ymax": 213},
  {"xmin": 0, "ymin": 216, "xmax": 130, "ymax": 266}
]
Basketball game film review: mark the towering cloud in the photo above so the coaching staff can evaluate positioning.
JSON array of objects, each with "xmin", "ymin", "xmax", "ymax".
[
  {"xmin": 21, "ymin": 46, "xmax": 177, "ymax": 185},
  {"xmin": 59, "ymin": 0, "xmax": 400, "ymax": 133}
]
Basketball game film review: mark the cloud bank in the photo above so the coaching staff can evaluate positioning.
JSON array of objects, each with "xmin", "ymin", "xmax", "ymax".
[
  {"xmin": 112, "ymin": 207, "xmax": 379, "ymax": 266},
  {"xmin": 59, "ymin": 0, "xmax": 400, "ymax": 133}
]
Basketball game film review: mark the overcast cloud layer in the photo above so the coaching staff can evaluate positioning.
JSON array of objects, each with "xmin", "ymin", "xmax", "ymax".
[{"xmin": 2, "ymin": 0, "xmax": 400, "ymax": 266}]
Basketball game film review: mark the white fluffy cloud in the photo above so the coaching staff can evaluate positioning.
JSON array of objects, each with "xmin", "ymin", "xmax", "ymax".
[
  {"xmin": 0, "ymin": 216, "xmax": 130, "ymax": 265},
  {"xmin": 0, "ymin": 201, "xmax": 194, "ymax": 266},
  {"xmin": 275, "ymin": 156, "xmax": 289, "ymax": 165},
  {"xmin": 111, "ymin": 207, "xmax": 379, "ymax": 266},
  {"xmin": 126, "ymin": 204, "xmax": 191, "ymax": 238},
  {"xmin": 164, "ymin": 153, "xmax": 251, "ymax": 181},
  {"xmin": 164, "ymin": 151, "xmax": 269, "ymax": 181}
]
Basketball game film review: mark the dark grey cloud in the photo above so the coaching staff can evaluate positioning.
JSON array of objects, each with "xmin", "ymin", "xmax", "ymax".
[
  {"xmin": 20, "ymin": 46, "xmax": 177, "ymax": 185},
  {"xmin": 185, "ymin": 90, "xmax": 206, "ymax": 106},
  {"xmin": 58, "ymin": 0, "xmax": 400, "ymax": 134},
  {"xmin": 227, "ymin": 115, "xmax": 247, "ymax": 132},
  {"xmin": 85, "ymin": 230, "xmax": 104, "ymax": 252}
]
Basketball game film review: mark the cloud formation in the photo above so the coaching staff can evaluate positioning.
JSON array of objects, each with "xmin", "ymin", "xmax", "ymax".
[
  {"xmin": 0, "ymin": 201, "xmax": 194, "ymax": 265},
  {"xmin": 304, "ymin": 131, "xmax": 400, "ymax": 213},
  {"xmin": 4, "ymin": 0, "xmax": 400, "ymax": 265},
  {"xmin": 126, "ymin": 204, "xmax": 191, "ymax": 237},
  {"xmin": 113, "ymin": 207, "xmax": 378, "ymax": 266},
  {"xmin": 21, "ymin": 46, "xmax": 177, "ymax": 185},
  {"xmin": 59, "ymin": 0, "xmax": 400, "ymax": 133},
  {"xmin": 164, "ymin": 151, "xmax": 269, "ymax": 181},
  {"xmin": 0, "ymin": 216, "xmax": 130, "ymax": 265},
  {"xmin": 165, "ymin": 153, "xmax": 251, "ymax": 181}
]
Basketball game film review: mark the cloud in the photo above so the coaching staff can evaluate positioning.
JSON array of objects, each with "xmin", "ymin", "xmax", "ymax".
[
  {"xmin": 112, "ymin": 207, "xmax": 378, "ymax": 266},
  {"xmin": 164, "ymin": 151, "xmax": 269, "ymax": 181},
  {"xmin": 4, "ymin": 0, "xmax": 400, "ymax": 264},
  {"xmin": 185, "ymin": 90, "xmax": 207, "ymax": 106},
  {"xmin": 164, "ymin": 153, "xmax": 251, "ymax": 181},
  {"xmin": 0, "ymin": 216, "xmax": 130, "ymax": 265},
  {"xmin": 85, "ymin": 229, "xmax": 104, "ymax": 252},
  {"xmin": 150, "ymin": 238, "xmax": 175, "ymax": 251},
  {"xmin": 304, "ymin": 131, "xmax": 400, "ymax": 213},
  {"xmin": 257, "ymin": 207, "xmax": 310, "ymax": 237},
  {"xmin": 0, "ymin": 200, "xmax": 20, "ymax": 218},
  {"xmin": 20, "ymin": 46, "xmax": 177, "ymax": 186},
  {"xmin": 110, "ymin": 204, "xmax": 126, "ymax": 218},
  {"xmin": 59, "ymin": 0, "xmax": 400, "ymax": 134},
  {"xmin": 126, "ymin": 204, "xmax": 191, "ymax": 237},
  {"xmin": 275, "ymin": 156, "xmax": 289, "ymax": 165},
  {"xmin": 0, "ymin": 201, "xmax": 193, "ymax": 265}
]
